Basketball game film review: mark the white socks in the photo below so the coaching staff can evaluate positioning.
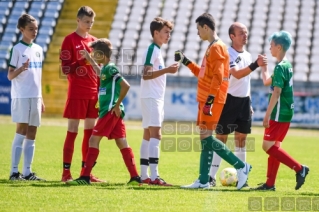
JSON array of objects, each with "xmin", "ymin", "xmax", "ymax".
[
  {"xmin": 140, "ymin": 139, "xmax": 149, "ymax": 180},
  {"xmin": 149, "ymin": 138, "xmax": 160, "ymax": 181},
  {"xmin": 234, "ymin": 146, "xmax": 246, "ymax": 162},
  {"xmin": 209, "ymin": 147, "xmax": 246, "ymax": 179},
  {"xmin": 209, "ymin": 151, "xmax": 222, "ymax": 180},
  {"xmin": 22, "ymin": 139, "xmax": 35, "ymax": 176},
  {"xmin": 10, "ymin": 133, "xmax": 25, "ymax": 175}
]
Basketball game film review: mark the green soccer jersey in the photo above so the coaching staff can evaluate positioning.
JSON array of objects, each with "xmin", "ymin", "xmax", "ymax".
[
  {"xmin": 98, "ymin": 63, "xmax": 124, "ymax": 118},
  {"xmin": 269, "ymin": 60, "xmax": 294, "ymax": 122}
]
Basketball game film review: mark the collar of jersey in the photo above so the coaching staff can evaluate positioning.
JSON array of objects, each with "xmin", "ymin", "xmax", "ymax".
[
  {"xmin": 152, "ymin": 42, "xmax": 160, "ymax": 49},
  {"xmin": 20, "ymin": 40, "xmax": 33, "ymax": 47}
]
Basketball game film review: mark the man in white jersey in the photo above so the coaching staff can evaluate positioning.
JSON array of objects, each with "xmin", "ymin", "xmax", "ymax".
[
  {"xmin": 7, "ymin": 14, "xmax": 45, "ymax": 181},
  {"xmin": 139, "ymin": 17, "xmax": 179, "ymax": 186},
  {"xmin": 208, "ymin": 22, "xmax": 266, "ymax": 186}
]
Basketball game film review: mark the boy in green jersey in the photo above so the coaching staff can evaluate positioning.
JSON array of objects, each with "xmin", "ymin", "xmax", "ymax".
[
  {"xmin": 252, "ymin": 31, "xmax": 309, "ymax": 191},
  {"xmin": 67, "ymin": 38, "xmax": 141, "ymax": 185}
]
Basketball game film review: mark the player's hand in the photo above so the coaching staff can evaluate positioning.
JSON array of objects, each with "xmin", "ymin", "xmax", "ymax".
[
  {"xmin": 174, "ymin": 50, "xmax": 191, "ymax": 66},
  {"xmin": 111, "ymin": 105, "xmax": 121, "ymax": 117},
  {"xmin": 263, "ymin": 115, "xmax": 270, "ymax": 128},
  {"xmin": 257, "ymin": 54, "xmax": 268, "ymax": 67},
  {"xmin": 203, "ymin": 95, "xmax": 215, "ymax": 116},
  {"xmin": 79, "ymin": 49, "xmax": 91, "ymax": 61},
  {"xmin": 166, "ymin": 63, "xmax": 179, "ymax": 74},
  {"xmin": 21, "ymin": 59, "xmax": 29, "ymax": 71},
  {"xmin": 250, "ymin": 105, "xmax": 254, "ymax": 115},
  {"xmin": 41, "ymin": 101, "xmax": 45, "ymax": 113}
]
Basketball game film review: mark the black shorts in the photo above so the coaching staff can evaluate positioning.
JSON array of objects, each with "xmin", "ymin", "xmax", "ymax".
[{"xmin": 216, "ymin": 94, "xmax": 252, "ymax": 135}]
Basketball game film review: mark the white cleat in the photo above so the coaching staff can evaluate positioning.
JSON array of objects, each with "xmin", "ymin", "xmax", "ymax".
[
  {"xmin": 236, "ymin": 162, "xmax": 252, "ymax": 190},
  {"xmin": 181, "ymin": 179, "xmax": 210, "ymax": 189}
]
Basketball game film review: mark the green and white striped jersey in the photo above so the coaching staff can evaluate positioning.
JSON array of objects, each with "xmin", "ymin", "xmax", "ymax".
[
  {"xmin": 269, "ymin": 60, "xmax": 294, "ymax": 122},
  {"xmin": 98, "ymin": 63, "xmax": 124, "ymax": 118}
]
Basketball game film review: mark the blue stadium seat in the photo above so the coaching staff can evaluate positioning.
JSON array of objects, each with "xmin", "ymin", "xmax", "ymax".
[
  {"xmin": 0, "ymin": 40, "xmax": 12, "ymax": 51},
  {"xmin": 46, "ymin": 1, "xmax": 62, "ymax": 11},
  {"xmin": 35, "ymin": 34, "xmax": 51, "ymax": 44},
  {"xmin": 0, "ymin": 49, "xmax": 10, "ymax": 60},
  {"xmin": 39, "ymin": 26, "xmax": 54, "ymax": 36},
  {"xmin": 2, "ymin": 32, "xmax": 17, "ymax": 43},
  {"xmin": 0, "ymin": 58, "xmax": 7, "ymax": 69},
  {"xmin": 36, "ymin": 41, "xmax": 48, "ymax": 53},
  {"xmin": 4, "ymin": 23, "xmax": 19, "ymax": 34},
  {"xmin": 41, "ymin": 17, "xmax": 56, "ymax": 27}
]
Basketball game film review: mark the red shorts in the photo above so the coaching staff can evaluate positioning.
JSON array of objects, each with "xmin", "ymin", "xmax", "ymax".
[
  {"xmin": 92, "ymin": 111, "xmax": 126, "ymax": 139},
  {"xmin": 63, "ymin": 98, "xmax": 98, "ymax": 119},
  {"xmin": 263, "ymin": 120, "xmax": 290, "ymax": 142}
]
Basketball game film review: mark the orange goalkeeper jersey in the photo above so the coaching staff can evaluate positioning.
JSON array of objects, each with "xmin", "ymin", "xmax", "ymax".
[{"xmin": 187, "ymin": 39, "xmax": 229, "ymax": 104}]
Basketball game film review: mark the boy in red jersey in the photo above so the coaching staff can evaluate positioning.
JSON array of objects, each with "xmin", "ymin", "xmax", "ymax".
[{"xmin": 60, "ymin": 6, "xmax": 104, "ymax": 182}]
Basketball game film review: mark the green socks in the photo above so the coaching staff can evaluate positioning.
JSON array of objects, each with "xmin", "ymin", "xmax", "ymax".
[
  {"xmin": 198, "ymin": 147, "xmax": 213, "ymax": 184},
  {"xmin": 198, "ymin": 136, "xmax": 245, "ymax": 184}
]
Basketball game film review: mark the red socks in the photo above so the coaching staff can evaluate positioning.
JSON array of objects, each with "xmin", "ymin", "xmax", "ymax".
[
  {"xmin": 82, "ymin": 147, "xmax": 100, "ymax": 177},
  {"xmin": 266, "ymin": 145, "xmax": 302, "ymax": 173},
  {"xmin": 266, "ymin": 156, "xmax": 280, "ymax": 187},
  {"xmin": 82, "ymin": 129, "xmax": 93, "ymax": 162},
  {"xmin": 63, "ymin": 131, "xmax": 78, "ymax": 167},
  {"xmin": 120, "ymin": 148, "xmax": 139, "ymax": 178}
]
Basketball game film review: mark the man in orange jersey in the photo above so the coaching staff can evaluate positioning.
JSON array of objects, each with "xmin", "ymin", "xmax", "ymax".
[{"xmin": 175, "ymin": 13, "xmax": 251, "ymax": 190}]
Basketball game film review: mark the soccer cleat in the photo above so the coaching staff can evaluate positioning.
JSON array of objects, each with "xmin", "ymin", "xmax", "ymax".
[
  {"xmin": 90, "ymin": 174, "xmax": 106, "ymax": 183},
  {"xmin": 181, "ymin": 179, "xmax": 210, "ymax": 189},
  {"xmin": 141, "ymin": 178, "xmax": 151, "ymax": 184},
  {"xmin": 66, "ymin": 177, "xmax": 90, "ymax": 185},
  {"xmin": 61, "ymin": 173, "xmax": 73, "ymax": 182},
  {"xmin": 23, "ymin": 173, "xmax": 46, "ymax": 181},
  {"xmin": 236, "ymin": 181, "xmax": 249, "ymax": 188},
  {"xmin": 127, "ymin": 176, "xmax": 142, "ymax": 185},
  {"xmin": 295, "ymin": 165, "xmax": 309, "ymax": 190},
  {"xmin": 250, "ymin": 183, "xmax": 276, "ymax": 191},
  {"xmin": 236, "ymin": 162, "xmax": 252, "ymax": 190},
  {"xmin": 9, "ymin": 172, "xmax": 25, "ymax": 181},
  {"xmin": 209, "ymin": 176, "xmax": 216, "ymax": 187},
  {"xmin": 150, "ymin": 177, "xmax": 172, "ymax": 186}
]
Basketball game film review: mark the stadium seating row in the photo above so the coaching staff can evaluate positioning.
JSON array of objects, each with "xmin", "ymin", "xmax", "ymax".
[
  {"xmin": 109, "ymin": 0, "xmax": 319, "ymax": 81},
  {"xmin": 0, "ymin": 0, "xmax": 63, "ymax": 69}
]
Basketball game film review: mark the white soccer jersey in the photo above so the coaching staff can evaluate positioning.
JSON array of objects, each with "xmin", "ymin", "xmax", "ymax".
[
  {"xmin": 9, "ymin": 40, "xmax": 43, "ymax": 98},
  {"xmin": 228, "ymin": 47, "xmax": 252, "ymax": 97},
  {"xmin": 140, "ymin": 43, "xmax": 166, "ymax": 100}
]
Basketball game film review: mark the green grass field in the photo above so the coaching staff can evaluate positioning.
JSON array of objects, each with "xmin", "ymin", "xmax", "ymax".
[{"xmin": 0, "ymin": 115, "xmax": 318, "ymax": 212}]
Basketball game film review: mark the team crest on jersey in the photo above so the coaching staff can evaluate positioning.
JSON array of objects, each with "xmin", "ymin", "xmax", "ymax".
[
  {"xmin": 101, "ymin": 74, "xmax": 106, "ymax": 80},
  {"xmin": 159, "ymin": 65, "xmax": 162, "ymax": 70},
  {"xmin": 205, "ymin": 49, "xmax": 210, "ymax": 57},
  {"xmin": 36, "ymin": 52, "xmax": 40, "ymax": 57},
  {"xmin": 235, "ymin": 56, "xmax": 241, "ymax": 63}
]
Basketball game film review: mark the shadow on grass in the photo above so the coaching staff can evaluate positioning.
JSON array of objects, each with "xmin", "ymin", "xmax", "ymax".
[
  {"xmin": 299, "ymin": 192, "xmax": 319, "ymax": 197},
  {"xmin": 0, "ymin": 180, "xmax": 73, "ymax": 188}
]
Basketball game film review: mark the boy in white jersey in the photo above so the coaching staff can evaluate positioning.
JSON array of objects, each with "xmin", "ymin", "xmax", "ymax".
[
  {"xmin": 7, "ymin": 14, "xmax": 45, "ymax": 181},
  {"xmin": 139, "ymin": 17, "xmax": 179, "ymax": 186},
  {"xmin": 208, "ymin": 22, "xmax": 267, "ymax": 186}
]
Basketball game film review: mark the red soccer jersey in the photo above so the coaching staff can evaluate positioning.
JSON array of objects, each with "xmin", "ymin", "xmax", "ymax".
[{"xmin": 60, "ymin": 32, "xmax": 98, "ymax": 99}]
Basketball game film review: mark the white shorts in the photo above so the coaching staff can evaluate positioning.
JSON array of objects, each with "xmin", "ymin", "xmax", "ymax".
[
  {"xmin": 11, "ymin": 98, "xmax": 42, "ymax": 127},
  {"xmin": 141, "ymin": 98, "xmax": 164, "ymax": 128}
]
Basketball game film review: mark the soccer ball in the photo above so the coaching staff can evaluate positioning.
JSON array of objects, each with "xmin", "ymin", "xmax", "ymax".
[{"xmin": 219, "ymin": 167, "xmax": 238, "ymax": 186}]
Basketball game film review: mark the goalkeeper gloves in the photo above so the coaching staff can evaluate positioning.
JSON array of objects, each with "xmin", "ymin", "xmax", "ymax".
[
  {"xmin": 174, "ymin": 50, "xmax": 191, "ymax": 66},
  {"xmin": 203, "ymin": 95, "xmax": 215, "ymax": 116}
]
